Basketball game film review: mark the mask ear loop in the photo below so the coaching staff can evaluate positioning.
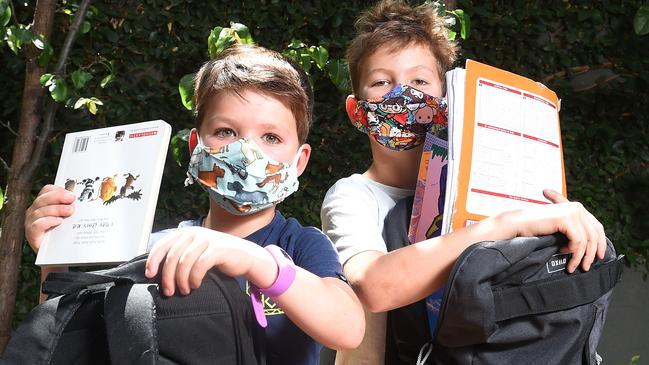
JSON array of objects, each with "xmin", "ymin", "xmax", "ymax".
[{"xmin": 290, "ymin": 145, "xmax": 305, "ymax": 168}]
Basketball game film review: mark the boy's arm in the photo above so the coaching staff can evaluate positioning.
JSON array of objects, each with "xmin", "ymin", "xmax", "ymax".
[
  {"xmin": 145, "ymin": 227, "xmax": 365, "ymax": 351},
  {"xmin": 344, "ymin": 190, "xmax": 606, "ymax": 312}
]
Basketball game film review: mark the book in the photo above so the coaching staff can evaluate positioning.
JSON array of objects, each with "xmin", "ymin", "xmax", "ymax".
[
  {"xmin": 35, "ymin": 120, "xmax": 172, "ymax": 266},
  {"xmin": 408, "ymin": 59, "xmax": 567, "ymax": 338},
  {"xmin": 442, "ymin": 59, "xmax": 566, "ymax": 235},
  {"xmin": 408, "ymin": 133, "xmax": 448, "ymax": 244}
]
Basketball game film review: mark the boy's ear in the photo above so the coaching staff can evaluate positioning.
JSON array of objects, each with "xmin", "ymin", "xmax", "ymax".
[
  {"xmin": 345, "ymin": 95, "xmax": 358, "ymax": 123},
  {"xmin": 295, "ymin": 143, "xmax": 312, "ymax": 177},
  {"xmin": 189, "ymin": 128, "xmax": 199, "ymax": 154}
]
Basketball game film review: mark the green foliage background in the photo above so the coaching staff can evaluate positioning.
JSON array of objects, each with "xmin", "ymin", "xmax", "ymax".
[{"xmin": 1, "ymin": 0, "xmax": 647, "ymax": 325}]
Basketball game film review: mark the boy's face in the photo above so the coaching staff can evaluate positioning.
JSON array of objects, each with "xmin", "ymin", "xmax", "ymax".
[
  {"xmin": 357, "ymin": 43, "xmax": 443, "ymax": 100},
  {"xmin": 199, "ymin": 89, "xmax": 311, "ymax": 176}
]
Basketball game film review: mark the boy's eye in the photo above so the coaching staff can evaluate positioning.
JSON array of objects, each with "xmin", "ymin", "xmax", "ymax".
[
  {"xmin": 371, "ymin": 80, "xmax": 390, "ymax": 87},
  {"xmin": 412, "ymin": 79, "xmax": 428, "ymax": 86},
  {"xmin": 215, "ymin": 128, "xmax": 235, "ymax": 138},
  {"xmin": 263, "ymin": 134, "xmax": 282, "ymax": 144}
]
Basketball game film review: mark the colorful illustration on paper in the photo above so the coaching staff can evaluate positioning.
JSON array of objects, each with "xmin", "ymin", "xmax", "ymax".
[{"xmin": 64, "ymin": 172, "xmax": 143, "ymax": 205}]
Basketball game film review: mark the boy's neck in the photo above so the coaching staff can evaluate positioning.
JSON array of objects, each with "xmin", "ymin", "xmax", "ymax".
[
  {"xmin": 204, "ymin": 200, "xmax": 276, "ymax": 238},
  {"xmin": 365, "ymin": 142, "xmax": 422, "ymax": 189}
]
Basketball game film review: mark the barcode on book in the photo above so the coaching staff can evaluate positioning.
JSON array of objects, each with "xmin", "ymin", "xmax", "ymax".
[{"xmin": 73, "ymin": 136, "xmax": 89, "ymax": 153}]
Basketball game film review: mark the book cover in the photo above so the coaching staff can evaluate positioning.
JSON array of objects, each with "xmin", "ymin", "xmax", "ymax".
[
  {"xmin": 413, "ymin": 134, "xmax": 448, "ymax": 244},
  {"xmin": 443, "ymin": 59, "xmax": 566, "ymax": 234},
  {"xmin": 35, "ymin": 120, "xmax": 172, "ymax": 266}
]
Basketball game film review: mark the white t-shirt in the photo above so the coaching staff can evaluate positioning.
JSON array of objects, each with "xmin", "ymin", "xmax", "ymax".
[
  {"xmin": 321, "ymin": 173, "xmax": 413, "ymax": 364},
  {"xmin": 321, "ymin": 173, "xmax": 414, "ymax": 265}
]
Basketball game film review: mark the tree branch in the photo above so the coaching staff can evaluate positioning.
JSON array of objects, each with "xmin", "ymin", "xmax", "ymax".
[
  {"xmin": 0, "ymin": 157, "xmax": 9, "ymax": 174},
  {"xmin": 23, "ymin": 0, "xmax": 92, "ymax": 182},
  {"xmin": 53, "ymin": 0, "xmax": 92, "ymax": 74},
  {"xmin": 7, "ymin": 0, "xmax": 19, "ymax": 25},
  {"xmin": 0, "ymin": 120, "xmax": 18, "ymax": 136}
]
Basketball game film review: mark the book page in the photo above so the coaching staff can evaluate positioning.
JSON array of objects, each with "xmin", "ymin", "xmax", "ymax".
[{"xmin": 451, "ymin": 60, "xmax": 566, "ymax": 231}]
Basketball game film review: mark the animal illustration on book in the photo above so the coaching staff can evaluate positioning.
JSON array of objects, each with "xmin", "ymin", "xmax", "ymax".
[
  {"xmin": 66, "ymin": 172, "xmax": 144, "ymax": 206},
  {"xmin": 64, "ymin": 179, "xmax": 76, "ymax": 192},
  {"xmin": 77, "ymin": 177, "xmax": 100, "ymax": 201}
]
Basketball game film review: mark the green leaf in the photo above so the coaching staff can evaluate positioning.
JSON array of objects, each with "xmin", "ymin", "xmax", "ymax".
[
  {"xmin": 229, "ymin": 22, "xmax": 253, "ymax": 44},
  {"xmin": 447, "ymin": 28, "xmax": 457, "ymax": 41},
  {"xmin": 81, "ymin": 20, "xmax": 91, "ymax": 34},
  {"xmin": 37, "ymin": 40, "xmax": 53, "ymax": 68},
  {"xmin": 71, "ymin": 69, "xmax": 92, "ymax": 89},
  {"xmin": 73, "ymin": 97, "xmax": 86, "ymax": 109},
  {"xmin": 100, "ymin": 74, "xmax": 115, "ymax": 88},
  {"xmin": 0, "ymin": 1, "xmax": 11, "ymax": 27},
  {"xmin": 171, "ymin": 128, "xmax": 191, "ymax": 166},
  {"xmin": 6, "ymin": 26, "xmax": 32, "ymax": 54},
  {"xmin": 74, "ymin": 97, "xmax": 103, "ymax": 114},
  {"xmin": 450, "ymin": 9, "xmax": 471, "ymax": 40},
  {"xmin": 310, "ymin": 46, "xmax": 329, "ymax": 70},
  {"xmin": 0, "ymin": 185, "xmax": 4, "ymax": 211},
  {"xmin": 40, "ymin": 73, "xmax": 54, "ymax": 86},
  {"xmin": 326, "ymin": 59, "xmax": 351, "ymax": 94},
  {"xmin": 634, "ymin": 4, "xmax": 649, "ymax": 36},
  {"xmin": 287, "ymin": 39, "xmax": 306, "ymax": 49},
  {"xmin": 48, "ymin": 77, "xmax": 69, "ymax": 102},
  {"xmin": 88, "ymin": 101, "xmax": 97, "ymax": 114},
  {"xmin": 178, "ymin": 73, "xmax": 195, "ymax": 111},
  {"xmin": 207, "ymin": 26, "xmax": 224, "ymax": 59}
]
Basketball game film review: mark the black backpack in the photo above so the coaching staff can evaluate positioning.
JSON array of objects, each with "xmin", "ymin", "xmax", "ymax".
[
  {"xmin": 419, "ymin": 233, "xmax": 623, "ymax": 365},
  {"xmin": 1, "ymin": 254, "xmax": 264, "ymax": 365},
  {"xmin": 383, "ymin": 196, "xmax": 624, "ymax": 365}
]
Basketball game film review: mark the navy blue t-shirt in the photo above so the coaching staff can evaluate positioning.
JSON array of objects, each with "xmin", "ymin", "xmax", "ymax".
[{"xmin": 149, "ymin": 210, "xmax": 344, "ymax": 365}]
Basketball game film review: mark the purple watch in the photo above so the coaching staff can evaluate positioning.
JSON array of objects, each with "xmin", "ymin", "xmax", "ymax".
[{"xmin": 250, "ymin": 245, "xmax": 296, "ymax": 327}]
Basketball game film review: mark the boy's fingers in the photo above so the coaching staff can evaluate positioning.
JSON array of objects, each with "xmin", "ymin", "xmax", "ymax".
[
  {"xmin": 590, "ymin": 212, "xmax": 607, "ymax": 260},
  {"xmin": 580, "ymin": 213, "xmax": 598, "ymax": 272},
  {"xmin": 564, "ymin": 219, "xmax": 587, "ymax": 273},
  {"xmin": 175, "ymin": 239, "xmax": 209, "ymax": 295},
  {"xmin": 146, "ymin": 230, "xmax": 182, "ymax": 278},
  {"xmin": 190, "ymin": 246, "xmax": 221, "ymax": 289},
  {"xmin": 543, "ymin": 188, "xmax": 568, "ymax": 204},
  {"xmin": 29, "ymin": 204, "xmax": 75, "ymax": 222},
  {"xmin": 160, "ymin": 233, "xmax": 194, "ymax": 296}
]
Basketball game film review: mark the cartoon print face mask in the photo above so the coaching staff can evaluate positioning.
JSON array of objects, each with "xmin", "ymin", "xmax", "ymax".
[
  {"xmin": 346, "ymin": 84, "xmax": 448, "ymax": 150},
  {"xmin": 186, "ymin": 130, "xmax": 302, "ymax": 215}
]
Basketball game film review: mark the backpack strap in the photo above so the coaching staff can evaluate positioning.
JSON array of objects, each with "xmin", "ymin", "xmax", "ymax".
[
  {"xmin": 493, "ymin": 255, "xmax": 624, "ymax": 321},
  {"xmin": 42, "ymin": 271, "xmax": 133, "ymax": 296},
  {"xmin": 1, "ymin": 291, "xmax": 91, "ymax": 363},
  {"xmin": 104, "ymin": 283, "xmax": 158, "ymax": 364}
]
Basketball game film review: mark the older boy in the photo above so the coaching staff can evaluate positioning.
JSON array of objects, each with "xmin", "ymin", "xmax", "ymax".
[
  {"xmin": 25, "ymin": 44, "xmax": 364, "ymax": 365},
  {"xmin": 320, "ymin": 1, "xmax": 606, "ymax": 363}
]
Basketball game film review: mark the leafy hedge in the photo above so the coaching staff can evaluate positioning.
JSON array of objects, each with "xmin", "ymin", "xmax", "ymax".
[{"xmin": 1, "ymin": 0, "xmax": 647, "ymax": 325}]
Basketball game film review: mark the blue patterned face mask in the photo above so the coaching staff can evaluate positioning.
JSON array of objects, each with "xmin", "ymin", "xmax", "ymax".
[{"xmin": 186, "ymin": 131, "xmax": 302, "ymax": 215}]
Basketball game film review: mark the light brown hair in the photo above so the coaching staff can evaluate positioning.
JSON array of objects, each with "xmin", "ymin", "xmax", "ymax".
[
  {"xmin": 346, "ymin": 0, "xmax": 459, "ymax": 96},
  {"xmin": 193, "ymin": 44, "xmax": 314, "ymax": 143}
]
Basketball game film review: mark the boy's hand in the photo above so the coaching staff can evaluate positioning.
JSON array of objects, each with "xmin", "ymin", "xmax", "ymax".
[
  {"xmin": 145, "ymin": 227, "xmax": 268, "ymax": 297},
  {"xmin": 508, "ymin": 189, "xmax": 606, "ymax": 273},
  {"xmin": 24, "ymin": 185, "xmax": 76, "ymax": 253}
]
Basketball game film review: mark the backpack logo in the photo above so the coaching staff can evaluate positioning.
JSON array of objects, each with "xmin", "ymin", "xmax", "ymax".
[{"xmin": 546, "ymin": 253, "xmax": 572, "ymax": 273}]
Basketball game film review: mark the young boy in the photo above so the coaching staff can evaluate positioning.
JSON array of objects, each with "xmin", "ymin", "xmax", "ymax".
[
  {"xmin": 24, "ymin": 44, "xmax": 364, "ymax": 365},
  {"xmin": 320, "ymin": 1, "xmax": 607, "ymax": 363}
]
